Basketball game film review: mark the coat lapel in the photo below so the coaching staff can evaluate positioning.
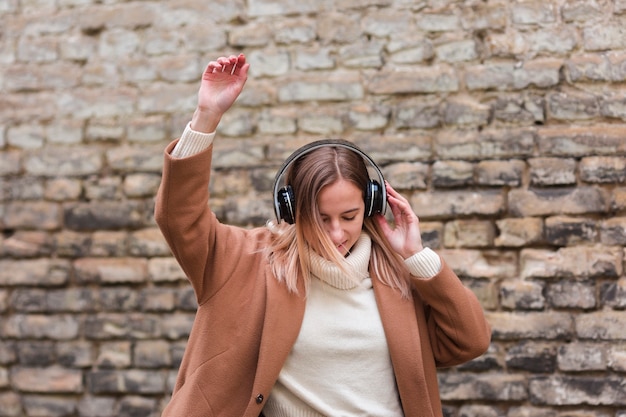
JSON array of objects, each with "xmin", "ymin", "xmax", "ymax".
[
  {"xmin": 371, "ymin": 271, "xmax": 434, "ymax": 415},
  {"xmin": 245, "ymin": 266, "xmax": 306, "ymax": 414}
]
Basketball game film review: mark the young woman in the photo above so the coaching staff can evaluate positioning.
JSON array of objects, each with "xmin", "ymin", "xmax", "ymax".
[{"xmin": 155, "ymin": 54, "xmax": 491, "ymax": 417}]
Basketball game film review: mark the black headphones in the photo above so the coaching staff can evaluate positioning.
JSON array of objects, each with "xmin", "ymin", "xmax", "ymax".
[{"xmin": 272, "ymin": 139, "xmax": 387, "ymax": 224}]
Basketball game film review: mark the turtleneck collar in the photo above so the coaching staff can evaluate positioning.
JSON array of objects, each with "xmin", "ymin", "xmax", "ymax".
[{"xmin": 308, "ymin": 233, "xmax": 371, "ymax": 290}]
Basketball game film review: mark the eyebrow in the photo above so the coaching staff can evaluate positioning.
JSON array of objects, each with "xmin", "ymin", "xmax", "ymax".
[{"xmin": 320, "ymin": 208, "xmax": 360, "ymax": 217}]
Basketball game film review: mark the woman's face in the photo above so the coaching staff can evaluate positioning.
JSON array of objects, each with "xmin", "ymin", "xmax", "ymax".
[{"xmin": 316, "ymin": 179, "xmax": 365, "ymax": 256}]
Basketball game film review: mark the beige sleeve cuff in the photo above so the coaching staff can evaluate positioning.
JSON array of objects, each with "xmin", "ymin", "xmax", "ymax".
[
  {"xmin": 404, "ymin": 247, "xmax": 442, "ymax": 279},
  {"xmin": 170, "ymin": 122, "xmax": 216, "ymax": 158}
]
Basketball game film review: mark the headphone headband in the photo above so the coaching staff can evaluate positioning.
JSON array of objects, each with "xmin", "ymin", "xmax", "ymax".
[{"xmin": 272, "ymin": 139, "xmax": 387, "ymax": 223}]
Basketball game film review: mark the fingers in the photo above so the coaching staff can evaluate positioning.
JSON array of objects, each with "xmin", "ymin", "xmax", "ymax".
[
  {"xmin": 207, "ymin": 54, "xmax": 247, "ymax": 75},
  {"xmin": 385, "ymin": 181, "xmax": 416, "ymax": 220}
]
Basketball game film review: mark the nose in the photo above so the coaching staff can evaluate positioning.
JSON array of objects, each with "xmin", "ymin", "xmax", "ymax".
[{"xmin": 326, "ymin": 220, "xmax": 344, "ymax": 244}]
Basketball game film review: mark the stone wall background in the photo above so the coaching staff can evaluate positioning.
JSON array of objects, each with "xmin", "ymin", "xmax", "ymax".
[{"xmin": 1, "ymin": 0, "xmax": 626, "ymax": 416}]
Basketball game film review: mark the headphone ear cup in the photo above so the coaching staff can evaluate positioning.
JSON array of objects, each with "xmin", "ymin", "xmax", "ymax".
[
  {"xmin": 365, "ymin": 180, "xmax": 384, "ymax": 217},
  {"xmin": 277, "ymin": 185, "xmax": 296, "ymax": 224}
]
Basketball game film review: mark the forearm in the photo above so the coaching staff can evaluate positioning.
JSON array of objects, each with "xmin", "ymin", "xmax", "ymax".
[{"xmin": 171, "ymin": 122, "xmax": 216, "ymax": 159}]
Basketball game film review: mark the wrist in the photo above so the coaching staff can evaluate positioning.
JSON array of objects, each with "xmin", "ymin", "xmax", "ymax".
[{"xmin": 191, "ymin": 108, "xmax": 221, "ymax": 133}]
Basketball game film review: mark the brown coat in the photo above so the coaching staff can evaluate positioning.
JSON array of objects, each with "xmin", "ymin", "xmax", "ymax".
[{"xmin": 155, "ymin": 141, "xmax": 491, "ymax": 417}]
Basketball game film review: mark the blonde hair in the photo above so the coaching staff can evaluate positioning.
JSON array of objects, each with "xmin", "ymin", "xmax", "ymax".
[{"xmin": 265, "ymin": 144, "xmax": 411, "ymax": 298}]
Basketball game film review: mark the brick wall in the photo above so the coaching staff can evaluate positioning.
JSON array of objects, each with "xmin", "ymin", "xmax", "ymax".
[{"xmin": 1, "ymin": 0, "xmax": 626, "ymax": 416}]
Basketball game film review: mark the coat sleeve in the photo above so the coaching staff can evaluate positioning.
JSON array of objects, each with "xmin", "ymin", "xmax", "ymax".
[
  {"xmin": 154, "ymin": 140, "xmax": 265, "ymax": 305},
  {"xmin": 411, "ymin": 259, "xmax": 491, "ymax": 367}
]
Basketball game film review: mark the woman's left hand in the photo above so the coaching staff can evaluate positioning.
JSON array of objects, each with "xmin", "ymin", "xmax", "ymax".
[{"xmin": 375, "ymin": 182, "xmax": 424, "ymax": 259}]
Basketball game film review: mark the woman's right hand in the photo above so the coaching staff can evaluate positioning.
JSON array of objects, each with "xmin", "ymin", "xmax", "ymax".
[{"xmin": 191, "ymin": 54, "xmax": 250, "ymax": 133}]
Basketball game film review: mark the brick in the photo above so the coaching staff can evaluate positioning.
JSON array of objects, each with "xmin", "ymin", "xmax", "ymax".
[
  {"xmin": 339, "ymin": 40, "xmax": 385, "ymax": 68},
  {"xmin": 138, "ymin": 288, "xmax": 175, "ymax": 312},
  {"xmin": 476, "ymin": 160, "xmax": 525, "ymax": 187},
  {"xmin": 86, "ymin": 118, "xmax": 124, "ymax": 142},
  {"xmin": 439, "ymin": 372, "xmax": 528, "ymax": 401},
  {"xmin": 367, "ymin": 65, "xmax": 458, "ymax": 94},
  {"xmin": 57, "ymin": 341, "xmax": 94, "ymax": 368},
  {"xmin": 435, "ymin": 128, "xmax": 535, "ymax": 160},
  {"xmin": 278, "ymin": 78, "xmax": 363, "ymax": 102},
  {"xmin": 148, "ymin": 257, "xmax": 186, "ymax": 283},
  {"xmin": 299, "ymin": 113, "xmax": 344, "ymax": 135},
  {"xmin": 410, "ymin": 190, "xmax": 504, "ymax": 219},
  {"xmin": 520, "ymin": 246, "xmax": 622, "ymax": 279},
  {"xmin": 443, "ymin": 220, "xmax": 495, "ymax": 248},
  {"xmin": 11, "ymin": 366, "xmax": 83, "ymax": 393},
  {"xmin": 0, "ymin": 259, "xmax": 70, "ymax": 286},
  {"xmin": 547, "ymin": 90, "xmax": 600, "ymax": 121},
  {"xmin": 24, "ymin": 146, "xmax": 103, "ymax": 177},
  {"xmin": 106, "ymin": 144, "xmax": 164, "ymax": 173},
  {"xmin": 500, "ymin": 280, "xmax": 545, "ymax": 310},
  {"xmin": 247, "ymin": 49, "xmax": 290, "ymax": 77},
  {"xmin": 96, "ymin": 341, "xmax": 132, "ymax": 369},
  {"xmin": 415, "ymin": 11, "xmax": 461, "ymax": 32},
  {"xmin": 583, "ymin": 21, "xmax": 626, "ymax": 51},
  {"xmin": 3, "ymin": 201, "xmax": 61, "ymax": 230},
  {"xmin": 74, "ymin": 258, "xmax": 148, "ymax": 285},
  {"xmin": 55, "ymin": 230, "xmax": 92, "ymax": 258},
  {"xmin": 614, "ymin": 187, "xmax": 626, "ymax": 211},
  {"xmin": 90, "ymin": 231, "xmax": 129, "ymax": 257},
  {"xmin": 394, "ymin": 97, "xmax": 441, "ymax": 129},
  {"xmin": 347, "ymin": 103, "xmax": 390, "ymax": 131},
  {"xmin": 509, "ymin": 187, "xmax": 609, "ymax": 217},
  {"xmin": 438, "ymin": 249, "xmax": 517, "ymax": 280},
  {"xmin": 45, "ymin": 178, "xmax": 82, "ymax": 201},
  {"xmin": 161, "ymin": 313, "xmax": 195, "ymax": 340},
  {"xmin": 547, "ymin": 280, "xmax": 597, "ymax": 309},
  {"xmin": 601, "ymin": 276, "xmax": 626, "ymax": 309},
  {"xmin": 384, "ymin": 162, "xmax": 428, "ymax": 190},
  {"xmin": 0, "ymin": 151, "xmax": 21, "ymax": 176},
  {"xmin": 118, "ymin": 395, "xmax": 157, "ymax": 417},
  {"xmin": 460, "ymin": 2, "xmax": 507, "ymax": 30},
  {"xmin": 229, "ymin": 22, "xmax": 274, "ymax": 47},
  {"xmin": 566, "ymin": 54, "xmax": 611, "ymax": 82},
  {"xmin": 10, "ymin": 289, "xmax": 47, "ymax": 312},
  {"xmin": 3, "ymin": 315, "xmax": 80, "ymax": 340},
  {"xmin": 77, "ymin": 395, "xmax": 117, "ymax": 417},
  {"xmin": 466, "ymin": 59, "xmax": 561, "ymax": 90},
  {"xmin": 432, "ymin": 160, "xmax": 474, "ymax": 187},
  {"xmin": 537, "ymin": 125, "xmax": 626, "ymax": 156},
  {"xmin": 526, "ymin": 27, "xmax": 578, "ymax": 55},
  {"xmin": 99, "ymin": 288, "xmax": 139, "ymax": 311},
  {"xmin": 492, "ymin": 94, "xmax": 544, "ymax": 124},
  {"xmin": 436, "ymin": 39, "xmax": 478, "ymax": 63},
  {"xmin": 418, "ymin": 222, "xmax": 443, "ymax": 250},
  {"xmin": 64, "ymin": 200, "xmax": 151, "ymax": 230},
  {"xmin": 529, "ymin": 375, "xmax": 626, "ymax": 405},
  {"xmin": 608, "ymin": 344, "xmax": 626, "ymax": 372},
  {"xmin": 0, "ymin": 391, "xmax": 21, "ymax": 416},
  {"xmin": 495, "ymin": 218, "xmax": 543, "ymax": 247},
  {"xmin": 128, "ymin": 227, "xmax": 170, "ymax": 257},
  {"xmin": 46, "ymin": 288, "xmax": 98, "ymax": 313},
  {"xmin": 529, "ymin": 157, "xmax": 577, "ymax": 186},
  {"xmin": 562, "ymin": 0, "xmax": 607, "ymax": 22},
  {"xmin": 248, "ymin": 0, "xmax": 333, "ymax": 17},
  {"xmin": 544, "ymin": 216, "xmax": 598, "ymax": 246},
  {"xmin": 134, "ymin": 340, "xmax": 171, "ymax": 368},
  {"xmin": 87, "ymin": 369, "xmax": 165, "ymax": 394},
  {"xmin": 486, "ymin": 311, "xmax": 574, "ymax": 340},
  {"xmin": 387, "ymin": 35, "xmax": 434, "ymax": 64},
  {"xmin": 506, "ymin": 341, "xmax": 557, "ymax": 373},
  {"xmin": 558, "ymin": 342, "xmax": 606, "ymax": 371},
  {"xmin": 84, "ymin": 313, "xmax": 161, "ymax": 340},
  {"xmin": 579, "ymin": 156, "xmax": 626, "ymax": 183},
  {"xmin": 0, "ymin": 231, "xmax": 53, "ymax": 258},
  {"xmin": 576, "ymin": 311, "xmax": 626, "ymax": 340}
]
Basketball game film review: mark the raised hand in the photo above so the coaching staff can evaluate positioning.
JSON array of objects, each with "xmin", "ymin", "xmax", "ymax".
[
  {"xmin": 191, "ymin": 54, "xmax": 250, "ymax": 133},
  {"xmin": 375, "ymin": 182, "xmax": 424, "ymax": 259}
]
